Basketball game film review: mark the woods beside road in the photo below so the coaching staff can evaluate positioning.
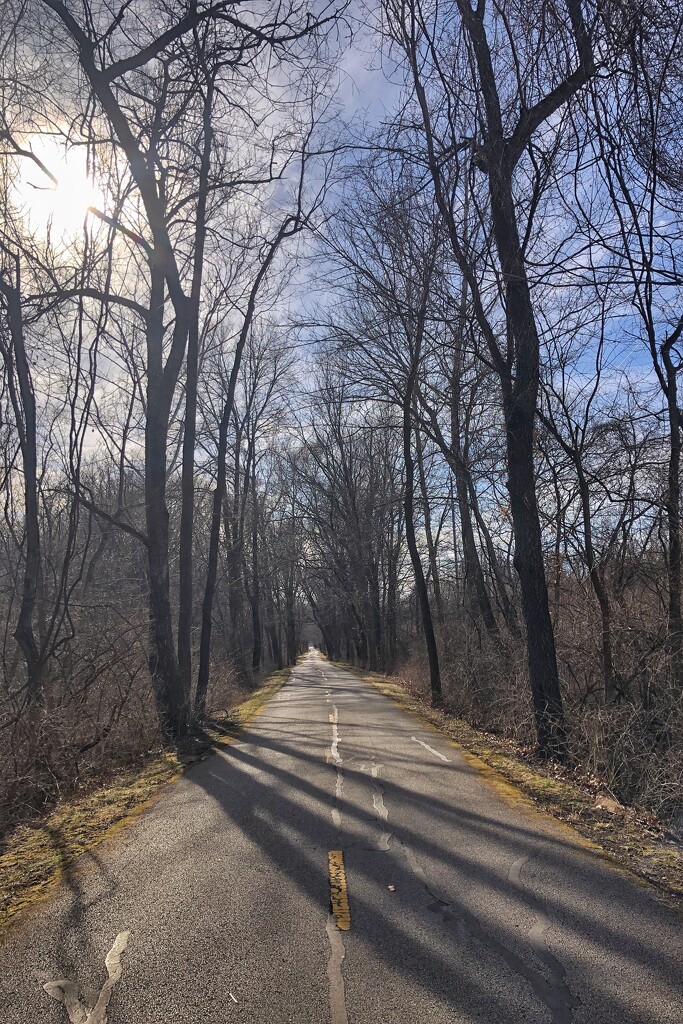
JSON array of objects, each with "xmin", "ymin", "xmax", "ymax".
[{"xmin": 1, "ymin": 0, "xmax": 683, "ymax": 975}]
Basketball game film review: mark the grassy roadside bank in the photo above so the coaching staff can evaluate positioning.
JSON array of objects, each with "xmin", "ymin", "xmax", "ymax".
[
  {"xmin": 338, "ymin": 664, "xmax": 683, "ymax": 910},
  {"xmin": 0, "ymin": 668, "xmax": 290, "ymax": 937}
]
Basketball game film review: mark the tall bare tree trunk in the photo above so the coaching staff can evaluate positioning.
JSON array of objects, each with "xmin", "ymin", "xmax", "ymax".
[
  {"xmin": 0, "ymin": 257, "xmax": 43, "ymax": 705},
  {"xmin": 179, "ymin": 76, "xmax": 214, "ymax": 698},
  {"xmin": 267, "ymin": 592, "xmax": 283, "ymax": 669},
  {"xmin": 578, "ymin": 473, "xmax": 616, "ymax": 700},
  {"xmin": 251, "ymin": 475, "xmax": 262, "ymax": 671},
  {"xmin": 368, "ymin": 558, "xmax": 383, "ymax": 670},
  {"xmin": 146, "ymin": 267, "xmax": 187, "ymax": 737},
  {"xmin": 195, "ymin": 416, "xmax": 229, "ymax": 717},
  {"xmin": 663, "ymin": 336, "xmax": 683, "ymax": 686},
  {"xmin": 448, "ymin": 329, "xmax": 498, "ymax": 632},
  {"xmin": 285, "ymin": 579, "xmax": 297, "ymax": 665},
  {"xmin": 414, "ymin": 421, "xmax": 444, "ymax": 627},
  {"xmin": 453, "ymin": 0, "xmax": 596, "ymax": 755},
  {"xmin": 506, "ymin": 397, "xmax": 564, "ymax": 751},
  {"xmin": 399, "ymin": 0, "xmax": 595, "ymax": 752},
  {"xmin": 403, "ymin": 393, "xmax": 441, "ymax": 703}
]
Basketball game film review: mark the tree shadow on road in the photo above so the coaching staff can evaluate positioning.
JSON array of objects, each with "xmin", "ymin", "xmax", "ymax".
[{"xmin": 181, "ymin": 671, "xmax": 682, "ymax": 1024}]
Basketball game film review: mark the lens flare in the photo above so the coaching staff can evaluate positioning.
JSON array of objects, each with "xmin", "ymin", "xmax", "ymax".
[{"xmin": 12, "ymin": 136, "xmax": 102, "ymax": 243}]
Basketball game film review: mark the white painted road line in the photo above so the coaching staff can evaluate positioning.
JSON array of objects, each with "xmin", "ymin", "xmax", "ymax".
[{"xmin": 411, "ymin": 736, "xmax": 450, "ymax": 762}]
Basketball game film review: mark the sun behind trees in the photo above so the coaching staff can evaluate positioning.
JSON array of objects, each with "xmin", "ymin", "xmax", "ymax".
[{"xmin": 1, "ymin": 0, "xmax": 683, "ymax": 837}]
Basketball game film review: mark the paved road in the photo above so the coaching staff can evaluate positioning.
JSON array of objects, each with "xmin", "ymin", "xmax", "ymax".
[{"xmin": 1, "ymin": 651, "xmax": 681, "ymax": 1023}]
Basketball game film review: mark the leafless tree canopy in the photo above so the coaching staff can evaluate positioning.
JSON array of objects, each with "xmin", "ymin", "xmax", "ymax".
[{"xmin": 1, "ymin": 0, "xmax": 682, "ymax": 831}]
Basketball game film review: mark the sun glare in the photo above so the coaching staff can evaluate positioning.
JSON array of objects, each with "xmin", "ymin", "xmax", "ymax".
[{"xmin": 12, "ymin": 136, "xmax": 103, "ymax": 244}]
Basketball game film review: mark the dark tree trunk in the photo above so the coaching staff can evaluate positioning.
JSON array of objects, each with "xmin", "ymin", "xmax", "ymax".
[
  {"xmin": 414, "ymin": 421, "xmax": 444, "ymax": 626},
  {"xmin": 267, "ymin": 594, "xmax": 283, "ymax": 669},
  {"xmin": 0, "ymin": 260, "xmax": 43, "ymax": 704},
  {"xmin": 146, "ymin": 390, "xmax": 186, "ymax": 736},
  {"xmin": 251, "ymin": 483, "xmax": 262, "ymax": 671},
  {"xmin": 285, "ymin": 584, "xmax": 297, "ymax": 665},
  {"xmin": 663, "ymin": 339, "xmax": 683, "ymax": 686},
  {"xmin": 577, "ymin": 474, "xmax": 616, "ymax": 700},
  {"xmin": 305, "ymin": 588, "xmax": 334, "ymax": 661},
  {"xmin": 403, "ymin": 397, "xmax": 441, "ymax": 703},
  {"xmin": 447, "ymin": 310, "xmax": 498, "ymax": 633},
  {"xmin": 386, "ymin": 551, "xmax": 398, "ymax": 670},
  {"xmin": 350, "ymin": 601, "xmax": 368, "ymax": 667},
  {"xmin": 424, "ymin": 385, "xmax": 498, "ymax": 634},
  {"xmin": 368, "ymin": 559, "xmax": 382, "ymax": 670},
  {"xmin": 365, "ymin": 600, "xmax": 377, "ymax": 669},
  {"xmin": 145, "ymin": 267, "xmax": 187, "ymax": 738},
  {"xmin": 454, "ymin": 466, "xmax": 496, "ymax": 630},
  {"xmin": 195, "ymin": 419, "xmax": 229, "ymax": 717},
  {"xmin": 179, "ymin": 78, "xmax": 214, "ymax": 699},
  {"xmin": 404, "ymin": 0, "xmax": 587, "ymax": 753},
  {"xmin": 463, "ymin": 6, "xmax": 566, "ymax": 755},
  {"xmin": 466, "ymin": 477, "xmax": 520, "ymax": 637},
  {"xmin": 506, "ymin": 397, "xmax": 564, "ymax": 753}
]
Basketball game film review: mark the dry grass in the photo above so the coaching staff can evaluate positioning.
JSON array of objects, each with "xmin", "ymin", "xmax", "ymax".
[
  {"xmin": 0, "ymin": 668, "xmax": 290, "ymax": 937},
  {"xmin": 358, "ymin": 669, "xmax": 683, "ymax": 910}
]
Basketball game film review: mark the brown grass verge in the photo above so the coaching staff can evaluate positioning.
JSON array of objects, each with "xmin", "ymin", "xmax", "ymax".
[
  {"xmin": 341, "ymin": 666, "xmax": 683, "ymax": 911},
  {"xmin": 0, "ymin": 668, "xmax": 290, "ymax": 938}
]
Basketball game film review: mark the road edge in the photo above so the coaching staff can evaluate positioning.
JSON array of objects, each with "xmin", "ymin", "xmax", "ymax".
[
  {"xmin": 0, "ymin": 668, "xmax": 291, "ymax": 940},
  {"xmin": 332, "ymin": 663, "xmax": 682, "ymax": 913}
]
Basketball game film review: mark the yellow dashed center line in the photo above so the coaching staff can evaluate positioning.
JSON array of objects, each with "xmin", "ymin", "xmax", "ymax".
[{"xmin": 328, "ymin": 850, "xmax": 351, "ymax": 931}]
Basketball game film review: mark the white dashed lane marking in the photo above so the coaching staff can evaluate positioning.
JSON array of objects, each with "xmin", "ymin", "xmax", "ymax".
[{"xmin": 411, "ymin": 736, "xmax": 450, "ymax": 762}]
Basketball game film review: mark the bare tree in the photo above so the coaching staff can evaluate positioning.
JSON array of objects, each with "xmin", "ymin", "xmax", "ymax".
[{"xmin": 378, "ymin": 0, "xmax": 611, "ymax": 753}]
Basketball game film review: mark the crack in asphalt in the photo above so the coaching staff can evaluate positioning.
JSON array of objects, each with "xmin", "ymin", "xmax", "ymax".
[
  {"xmin": 508, "ymin": 852, "xmax": 581, "ymax": 1023},
  {"xmin": 395, "ymin": 826, "xmax": 580, "ymax": 1022},
  {"xmin": 328, "ymin": 703, "xmax": 344, "ymax": 830},
  {"xmin": 43, "ymin": 931, "xmax": 130, "ymax": 1024},
  {"xmin": 364, "ymin": 763, "xmax": 393, "ymax": 851},
  {"xmin": 325, "ymin": 914, "xmax": 349, "ymax": 1024}
]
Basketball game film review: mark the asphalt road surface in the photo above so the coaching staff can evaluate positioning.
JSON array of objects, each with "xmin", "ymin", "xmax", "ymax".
[{"xmin": 1, "ymin": 650, "xmax": 681, "ymax": 1023}]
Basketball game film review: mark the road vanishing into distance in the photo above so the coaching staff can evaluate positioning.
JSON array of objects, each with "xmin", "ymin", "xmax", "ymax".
[{"xmin": 1, "ymin": 650, "xmax": 681, "ymax": 1023}]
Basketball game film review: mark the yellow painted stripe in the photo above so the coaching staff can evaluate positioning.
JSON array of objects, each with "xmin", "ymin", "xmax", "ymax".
[{"xmin": 328, "ymin": 850, "xmax": 351, "ymax": 931}]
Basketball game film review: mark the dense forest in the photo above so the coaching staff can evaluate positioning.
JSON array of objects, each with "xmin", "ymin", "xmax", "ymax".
[{"xmin": 1, "ymin": 0, "xmax": 682, "ymax": 833}]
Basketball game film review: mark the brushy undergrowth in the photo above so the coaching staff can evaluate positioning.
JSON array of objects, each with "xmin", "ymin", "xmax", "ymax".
[
  {"xmin": 358, "ymin": 668, "xmax": 683, "ymax": 909},
  {"xmin": 0, "ymin": 668, "xmax": 290, "ymax": 936}
]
